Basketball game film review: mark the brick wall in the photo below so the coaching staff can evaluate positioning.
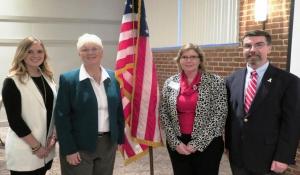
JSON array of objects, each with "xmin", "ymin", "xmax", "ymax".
[{"xmin": 154, "ymin": 0, "xmax": 300, "ymax": 174}]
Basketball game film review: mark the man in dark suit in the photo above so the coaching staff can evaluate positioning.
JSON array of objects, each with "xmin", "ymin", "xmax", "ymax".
[{"xmin": 225, "ymin": 30, "xmax": 300, "ymax": 175}]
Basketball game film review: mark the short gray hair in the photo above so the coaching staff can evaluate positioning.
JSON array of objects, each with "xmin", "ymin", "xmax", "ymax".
[{"xmin": 77, "ymin": 33, "xmax": 103, "ymax": 50}]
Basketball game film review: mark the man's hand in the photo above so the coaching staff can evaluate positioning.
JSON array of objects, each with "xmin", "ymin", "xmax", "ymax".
[{"xmin": 271, "ymin": 161, "xmax": 288, "ymax": 173}]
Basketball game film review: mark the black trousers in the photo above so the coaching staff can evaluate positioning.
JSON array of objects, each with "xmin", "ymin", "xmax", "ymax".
[
  {"xmin": 167, "ymin": 135, "xmax": 224, "ymax": 175},
  {"xmin": 230, "ymin": 162, "xmax": 281, "ymax": 175},
  {"xmin": 10, "ymin": 160, "xmax": 53, "ymax": 175}
]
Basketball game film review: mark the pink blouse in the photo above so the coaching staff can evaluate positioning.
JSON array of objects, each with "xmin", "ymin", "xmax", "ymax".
[{"xmin": 177, "ymin": 72, "xmax": 201, "ymax": 134}]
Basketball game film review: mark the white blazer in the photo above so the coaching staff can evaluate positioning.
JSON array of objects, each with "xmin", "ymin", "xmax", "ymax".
[{"xmin": 5, "ymin": 74, "xmax": 56, "ymax": 171}]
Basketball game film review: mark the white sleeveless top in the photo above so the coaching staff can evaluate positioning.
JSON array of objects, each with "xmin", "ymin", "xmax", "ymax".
[{"xmin": 5, "ymin": 75, "xmax": 56, "ymax": 171}]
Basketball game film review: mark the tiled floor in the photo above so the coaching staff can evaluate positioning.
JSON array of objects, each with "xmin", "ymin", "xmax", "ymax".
[
  {"xmin": 0, "ymin": 103, "xmax": 230, "ymax": 175},
  {"xmin": 0, "ymin": 147, "xmax": 232, "ymax": 175},
  {"xmin": 0, "ymin": 127, "xmax": 232, "ymax": 175}
]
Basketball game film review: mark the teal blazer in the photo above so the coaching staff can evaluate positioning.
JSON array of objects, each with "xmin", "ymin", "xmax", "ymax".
[{"xmin": 54, "ymin": 68, "xmax": 125, "ymax": 156}]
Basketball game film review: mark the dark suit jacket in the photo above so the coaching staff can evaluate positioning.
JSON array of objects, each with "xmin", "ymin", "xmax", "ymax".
[
  {"xmin": 225, "ymin": 64, "xmax": 300, "ymax": 173},
  {"xmin": 54, "ymin": 68, "xmax": 125, "ymax": 156}
]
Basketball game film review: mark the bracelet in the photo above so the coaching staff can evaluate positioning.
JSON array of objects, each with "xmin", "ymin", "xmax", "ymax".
[{"xmin": 31, "ymin": 143, "xmax": 42, "ymax": 153}]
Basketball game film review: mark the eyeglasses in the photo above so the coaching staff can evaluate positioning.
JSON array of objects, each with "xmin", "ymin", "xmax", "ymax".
[
  {"xmin": 180, "ymin": 55, "xmax": 199, "ymax": 61},
  {"xmin": 242, "ymin": 42, "xmax": 267, "ymax": 50},
  {"xmin": 80, "ymin": 47, "xmax": 100, "ymax": 54}
]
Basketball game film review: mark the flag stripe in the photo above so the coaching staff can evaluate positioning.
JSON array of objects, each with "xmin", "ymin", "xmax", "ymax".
[
  {"xmin": 118, "ymin": 37, "xmax": 137, "ymax": 51},
  {"xmin": 122, "ymin": 13, "xmax": 138, "ymax": 24},
  {"xmin": 116, "ymin": 46, "xmax": 135, "ymax": 62},
  {"xmin": 145, "ymin": 52, "xmax": 159, "ymax": 140},
  {"xmin": 131, "ymin": 38, "xmax": 146, "ymax": 137}
]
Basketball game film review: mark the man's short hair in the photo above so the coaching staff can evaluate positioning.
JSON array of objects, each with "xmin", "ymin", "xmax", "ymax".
[{"xmin": 242, "ymin": 30, "xmax": 272, "ymax": 45}]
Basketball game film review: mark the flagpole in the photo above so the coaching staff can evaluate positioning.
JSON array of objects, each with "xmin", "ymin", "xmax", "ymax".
[{"xmin": 149, "ymin": 146, "xmax": 154, "ymax": 175}]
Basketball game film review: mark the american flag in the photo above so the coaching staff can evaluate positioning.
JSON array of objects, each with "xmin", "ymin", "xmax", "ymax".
[{"xmin": 115, "ymin": 0, "xmax": 162, "ymax": 164}]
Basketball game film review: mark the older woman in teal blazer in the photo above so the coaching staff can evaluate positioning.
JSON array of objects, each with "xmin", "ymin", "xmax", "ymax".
[{"xmin": 54, "ymin": 33, "xmax": 124, "ymax": 175}]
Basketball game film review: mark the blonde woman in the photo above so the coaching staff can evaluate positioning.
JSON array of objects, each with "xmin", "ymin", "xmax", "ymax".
[{"xmin": 1, "ymin": 37, "xmax": 57, "ymax": 175}]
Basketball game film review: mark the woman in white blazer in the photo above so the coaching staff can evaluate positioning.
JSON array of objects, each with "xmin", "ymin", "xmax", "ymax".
[{"xmin": 1, "ymin": 37, "xmax": 57, "ymax": 175}]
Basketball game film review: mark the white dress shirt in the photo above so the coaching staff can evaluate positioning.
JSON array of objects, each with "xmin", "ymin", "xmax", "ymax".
[
  {"xmin": 79, "ymin": 64, "xmax": 110, "ymax": 132},
  {"xmin": 244, "ymin": 61, "xmax": 269, "ymax": 96}
]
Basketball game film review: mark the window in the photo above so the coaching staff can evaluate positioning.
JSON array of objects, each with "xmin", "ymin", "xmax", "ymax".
[{"xmin": 146, "ymin": 0, "xmax": 239, "ymax": 48}]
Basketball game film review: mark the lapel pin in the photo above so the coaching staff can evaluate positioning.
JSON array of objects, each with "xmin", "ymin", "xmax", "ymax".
[
  {"xmin": 193, "ymin": 84, "xmax": 198, "ymax": 91},
  {"xmin": 267, "ymin": 78, "xmax": 272, "ymax": 83}
]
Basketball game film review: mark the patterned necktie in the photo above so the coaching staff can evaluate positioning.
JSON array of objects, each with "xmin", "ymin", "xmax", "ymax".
[{"xmin": 244, "ymin": 71, "xmax": 258, "ymax": 113}]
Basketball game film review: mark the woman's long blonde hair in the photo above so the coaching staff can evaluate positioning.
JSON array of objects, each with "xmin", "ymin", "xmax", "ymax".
[{"xmin": 9, "ymin": 36, "xmax": 53, "ymax": 83}]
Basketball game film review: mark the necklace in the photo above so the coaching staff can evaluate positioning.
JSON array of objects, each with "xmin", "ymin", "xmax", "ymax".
[
  {"xmin": 32, "ymin": 76, "xmax": 47, "ymax": 104},
  {"xmin": 40, "ymin": 76, "xmax": 47, "ymax": 103}
]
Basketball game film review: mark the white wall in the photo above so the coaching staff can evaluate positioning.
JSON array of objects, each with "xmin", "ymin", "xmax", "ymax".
[
  {"xmin": 0, "ymin": 0, "xmax": 242, "ymax": 88},
  {"xmin": 144, "ymin": 0, "xmax": 178, "ymax": 47},
  {"xmin": 0, "ymin": 0, "xmax": 123, "ymax": 89},
  {"xmin": 181, "ymin": 0, "xmax": 239, "ymax": 45},
  {"xmin": 290, "ymin": 0, "xmax": 300, "ymax": 77},
  {"xmin": 145, "ymin": 0, "xmax": 239, "ymax": 48}
]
